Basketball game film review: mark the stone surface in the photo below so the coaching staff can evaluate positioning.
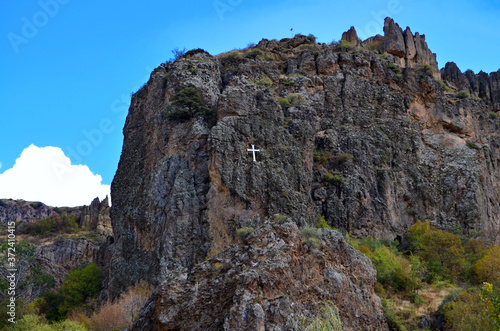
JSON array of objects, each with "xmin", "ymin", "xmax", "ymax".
[
  {"xmin": 341, "ymin": 26, "xmax": 361, "ymax": 47},
  {"xmin": 132, "ymin": 222, "xmax": 387, "ymax": 331},
  {"xmin": 0, "ymin": 199, "xmax": 79, "ymax": 225},
  {"xmin": 379, "ymin": 17, "xmax": 406, "ymax": 58},
  {"xmin": 80, "ymin": 197, "xmax": 112, "ymax": 236}
]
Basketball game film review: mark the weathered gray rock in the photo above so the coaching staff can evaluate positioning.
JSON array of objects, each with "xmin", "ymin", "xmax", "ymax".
[
  {"xmin": 341, "ymin": 26, "xmax": 362, "ymax": 47},
  {"xmin": 379, "ymin": 17, "xmax": 406, "ymax": 58},
  {"xmin": 441, "ymin": 62, "xmax": 470, "ymax": 91},
  {"xmin": 0, "ymin": 199, "xmax": 79, "ymax": 225},
  {"xmin": 132, "ymin": 222, "xmax": 387, "ymax": 331},
  {"xmin": 80, "ymin": 197, "xmax": 112, "ymax": 236}
]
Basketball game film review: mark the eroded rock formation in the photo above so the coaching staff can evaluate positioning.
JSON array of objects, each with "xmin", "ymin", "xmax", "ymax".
[{"xmin": 107, "ymin": 18, "xmax": 500, "ymax": 329}]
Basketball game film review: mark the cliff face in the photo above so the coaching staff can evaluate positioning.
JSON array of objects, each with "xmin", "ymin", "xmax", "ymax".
[
  {"xmin": 0, "ymin": 199, "xmax": 77, "ymax": 225},
  {"xmin": 109, "ymin": 17, "xmax": 500, "ymax": 328},
  {"xmin": 133, "ymin": 222, "xmax": 386, "ymax": 330}
]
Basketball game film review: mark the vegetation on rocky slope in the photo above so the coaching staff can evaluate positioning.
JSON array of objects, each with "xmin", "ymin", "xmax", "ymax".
[{"xmin": 349, "ymin": 221, "xmax": 500, "ymax": 330}]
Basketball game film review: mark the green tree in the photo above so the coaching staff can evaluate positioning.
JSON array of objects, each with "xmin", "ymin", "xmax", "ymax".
[
  {"xmin": 480, "ymin": 282, "xmax": 500, "ymax": 329},
  {"xmin": 40, "ymin": 263, "xmax": 102, "ymax": 321},
  {"xmin": 474, "ymin": 246, "xmax": 500, "ymax": 283}
]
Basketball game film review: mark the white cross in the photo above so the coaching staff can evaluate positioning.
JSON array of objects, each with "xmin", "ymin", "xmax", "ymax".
[{"xmin": 247, "ymin": 144, "xmax": 260, "ymax": 162}]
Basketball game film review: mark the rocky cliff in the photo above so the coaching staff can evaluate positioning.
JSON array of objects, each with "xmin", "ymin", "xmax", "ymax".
[
  {"xmin": 0, "ymin": 199, "xmax": 77, "ymax": 225},
  {"xmin": 0, "ymin": 197, "xmax": 112, "ymax": 236},
  {"xmin": 108, "ymin": 17, "xmax": 500, "ymax": 329}
]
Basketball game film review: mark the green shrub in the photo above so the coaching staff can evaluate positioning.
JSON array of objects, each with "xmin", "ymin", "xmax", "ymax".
[
  {"xmin": 12, "ymin": 314, "xmax": 88, "ymax": 331},
  {"xmin": 336, "ymin": 40, "xmax": 356, "ymax": 52},
  {"xmin": 279, "ymin": 93, "xmax": 303, "ymax": 109},
  {"xmin": 438, "ymin": 80, "xmax": 453, "ymax": 92},
  {"xmin": 335, "ymin": 153, "xmax": 353, "ymax": 164},
  {"xmin": 253, "ymin": 77, "xmax": 272, "ymax": 88},
  {"xmin": 274, "ymin": 214, "xmax": 288, "ymax": 223},
  {"xmin": 245, "ymin": 48, "xmax": 264, "ymax": 60},
  {"xmin": 40, "ymin": 263, "xmax": 102, "ymax": 321},
  {"xmin": 481, "ymin": 282, "xmax": 500, "ymax": 329},
  {"xmin": 184, "ymin": 48, "xmax": 209, "ymax": 58},
  {"xmin": 456, "ymin": 90, "xmax": 470, "ymax": 99},
  {"xmin": 282, "ymin": 79, "xmax": 296, "ymax": 87},
  {"xmin": 417, "ymin": 64, "xmax": 434, "ymax": 77},
  {"xmin": 407, "ymin": 221, "xmax": 465, "ymax": 281},
  {"xmin": 223, "ymin": 50, "xmax": 243, "ymax": 62},
  {"xmin": 473, "ymin": 246, "xmax": 500, "ymax": 283},
  {"xmin": 443, "ymin": 288, "xmax": 491, "ymax": 331},
  {"xmin": 316, "ymin": 215, "xmax": 332, "ymax": 230},
  {"xmin": 300, "ymin": 226, "xmax": 323, "ymax": 249},
  {"xmin": 466, "ymin": 141, "xmax": 480, "ymax": 150},
  {"xmin": 20, "ymin": 214, "xmax": 79, "ymax": 236},
  {"xmin": 387, "ymin": 63, "xmax": 402, "ymax": 78},
  {"xmin": 313, "ymin": 151, "xmax": 328, "ymax": 164},
  {"xmin": 166, "ymin": 87, "xmax": 216, "ymax": 124},
  {"xmin": 306, "ymin": 34, "xmax": 317, "ymax": 43},
  {"xmin": 323, "ymin": 171, "xmax": 345, "ymax": 185},
  {"xmin": 236, "ymin": 227, "xmax": 254, "ymax": 239},
  {"xmin": 489, "ymin": 111, "xmax": 499, "ymax": 119}
]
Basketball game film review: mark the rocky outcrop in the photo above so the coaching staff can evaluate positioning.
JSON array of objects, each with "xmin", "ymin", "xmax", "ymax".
[
  {"xmin": 344, "ymin": 18, "xmax": 440, "ymax": 78},
  {"xmin": 133, "ymin": 222, "xmax": 387, "ymax": 330},
  {"xmin": 341, "ymin": 26, "xmax": 361, "ymax": 47},
  {"xmin": 80, "ymin": 197, "xmax": 112, "ymax": 236},
  {"xmin": 441, "ymin": 63, "xmax": 500, "ymax": 110},
  {"xmin": 0, "ymin": 199, "xmax": 76, "ymax": 225},
  {"xmin": 107, "ymin": 18, "xmax": 500, "ymax": 328},
  {"xmin": 37, "ymin": 237, "xmax": 102, "ymax": 286}
]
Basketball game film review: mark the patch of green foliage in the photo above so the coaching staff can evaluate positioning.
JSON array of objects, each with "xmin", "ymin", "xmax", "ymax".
[
  {"xmin": 223, "ymin": 50, "xmax": 243, "ymax": 62},
  {"xmin": 282, "ymin": 79, "xmax": 296, "ymax": 87},
  {"xmin": 438, "ymin": 80, "xmax": 453, "ymax": 92},
  {"xmin": 336, "ymin": 40, "xmax": 356, "ymax": 52},
  {"xmin": 417, "ymin": 64, "xmax": 434, "ymax": 78},
  {"xmin": 316, "ymin": 214, "xmax": 333, "ymax": 230},
  {"xmin": 466, "ymin": 141, "xmax": 480, "ymax": 150},
  {"xmin": 253, "ymin": 77, "xmax": 272, "ymax": 88},
  {"xmin": 313, "ymin": 151, "xmax": 328, "ymax": 164},
  {"xmin": 387, "ymin": 63, "xmax": 402, "ymax": 78},
  {"xmin": 38, "ymin": 263, "xmax": 102, "ymax": 322},
  {"xmin": 20, "ymin": 214, "xmax": 79, "ymax": 236},
  {"xmin": 274, "ymin": 214, "xmax": 288, "ymax": 223},
  {"xmin": 306, "ymin": 34, "xmax": 317, "ymax": 43},
  {"xmin": 245, "ymin": 48, "xmax": 264, "ymax": 60},
  {"xmin": 10, "ymin": 313, "xmax": 88, "ymax": 331},
  {"xmin": 442, "ymin": 288, "xmax": 492, "ymax": 331},
  {"xmin": 323, "ymin": 170, "xmax": 345, "ymax": 186},
  {"xmin": 165, "ymin": 87, "xmax": 217, "ymax": 125},
  {"xmin": 236, "ymin": 227, "xmax": 254, "ymax": 240},
  {"xmin": 300, "ymin": 226, "xmax": 323, "ymax": 249},
  {"xmin": 489, "ymin": 111, "xmax": 499, "ymax": 119},
  {"xmin": 184, "ymin": 48, "xmax": 209, "ymax": 58},
  {"xmin": 456, "ymin": 90, "xmax": 471, "ymax": 99},
  {"xmin": 279, "ymin": 93, "xmax": 303, "ymax": 109}
]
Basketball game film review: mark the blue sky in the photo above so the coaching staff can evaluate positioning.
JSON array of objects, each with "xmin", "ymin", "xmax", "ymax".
[{"xmin": 0, "ymin": 0, "xmax": 499, "ymax": 206}]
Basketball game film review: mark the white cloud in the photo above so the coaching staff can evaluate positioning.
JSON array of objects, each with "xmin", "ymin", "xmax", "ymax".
[{"xmin": 0, "ymin": 145, "xmax": 110, "ymax": 207}]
